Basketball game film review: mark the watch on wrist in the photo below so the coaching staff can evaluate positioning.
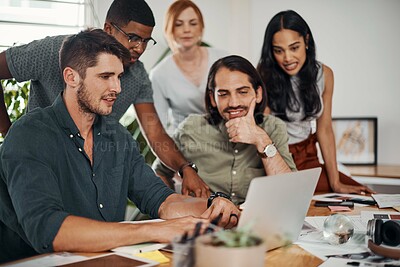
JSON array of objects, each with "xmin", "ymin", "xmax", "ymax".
[
  {"xmin": 258, "ymin": 143, "xmax": 277, "ymax": 158},
  {"xmin": 177, "ymin": 161, "xmax": 198, "ymax": 178},
  {"xmin": 207, "ymin": 192, "xmax": 232, "ymax": 208}
]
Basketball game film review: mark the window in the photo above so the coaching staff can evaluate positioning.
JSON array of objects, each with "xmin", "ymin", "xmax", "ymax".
[
  {"xmin": 0, "ymin": 0, "xmax": 99, "ymax": 51},
  {"xmin": 0, "ymin": 0, "xmax": 100, "ymax": 140}
]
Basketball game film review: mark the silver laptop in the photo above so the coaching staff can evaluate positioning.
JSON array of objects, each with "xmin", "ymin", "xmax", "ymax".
[{"xmin": 238, "ymin": 167, "xmax": 321, "ymax": 251}]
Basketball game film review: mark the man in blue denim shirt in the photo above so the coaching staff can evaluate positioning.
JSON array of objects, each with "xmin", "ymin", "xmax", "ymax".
[{"xmin": 0, "ymin": 29, "xmax": 239, "ymax": 263}]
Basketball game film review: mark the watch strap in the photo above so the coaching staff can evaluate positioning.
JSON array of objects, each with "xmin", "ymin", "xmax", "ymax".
[
  {"xmin": 258, "ymin": 143, "xmax": 276, "ymax": 158},
  {"xmin": 177, "ymin": 162, "xmax": 198, "ymax": 178},
  {"xmin": 207, "ymin": 192, "xmax": 232, "ymax": 208},
  {"xmin": 257, "ymin": 151, "xmax": 267, "ymax": 158}
]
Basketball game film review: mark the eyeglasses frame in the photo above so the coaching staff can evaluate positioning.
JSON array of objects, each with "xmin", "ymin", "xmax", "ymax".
[{"xmin": 110, "ymin": 22, "xmax": 157, "ymax": 49}]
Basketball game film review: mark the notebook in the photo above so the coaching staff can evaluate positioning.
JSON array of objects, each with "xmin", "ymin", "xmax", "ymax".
[{"xmin": 238, "ymin": 167, "xmax": 321, "ymax": 251}]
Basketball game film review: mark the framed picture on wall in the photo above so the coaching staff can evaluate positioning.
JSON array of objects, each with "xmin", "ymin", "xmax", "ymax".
[{"xmin": 332, "ymin": 117, "xmax": 377, "ymax": 165}]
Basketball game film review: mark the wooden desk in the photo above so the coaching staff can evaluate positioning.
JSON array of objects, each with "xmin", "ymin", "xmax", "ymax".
[
  {"xmin": 347, "ymin": 164, "xmax": 400, "ymax": 179},
  {"xmin": 159, "ymin": 243, "xmax": 322, "ymax": 267},
  {"xmin": 159, "ymin": 202, "xmax": 396, "ymax": 267},
  {"xmin": 3, "ymin": 203, "xmax": 395, "ymax": 267}
]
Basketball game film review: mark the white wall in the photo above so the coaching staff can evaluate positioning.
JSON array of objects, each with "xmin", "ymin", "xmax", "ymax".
[{"xmin": 96, "ymin": 0, "xmax": 400, "ymax": 165}]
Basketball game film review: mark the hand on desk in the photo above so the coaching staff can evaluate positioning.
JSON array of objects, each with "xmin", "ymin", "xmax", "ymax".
[{"xmin": 332, "ymin": 182, "xmax": 375, "ymax": 195}]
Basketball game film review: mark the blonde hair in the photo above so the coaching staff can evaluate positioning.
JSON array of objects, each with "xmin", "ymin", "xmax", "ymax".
[{"xmin": 164, "ymin": 0, "xmax": 204, "ymax": 51}]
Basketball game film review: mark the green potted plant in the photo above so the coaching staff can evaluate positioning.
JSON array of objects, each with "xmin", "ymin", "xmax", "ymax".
[{"xmin": 195, "ymin": 223, "xmax": 266, "ymax": 267}]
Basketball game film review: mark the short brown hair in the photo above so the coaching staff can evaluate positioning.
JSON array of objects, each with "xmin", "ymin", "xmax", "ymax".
[{"xmin": 59, "ymin": 28, "xmax": 130, "ymax": 79}]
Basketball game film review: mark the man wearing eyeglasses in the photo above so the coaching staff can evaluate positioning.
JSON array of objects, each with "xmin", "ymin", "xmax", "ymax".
[{"xmin": 0, "ymin": 0, "xmax": 210, "ymax": 197}]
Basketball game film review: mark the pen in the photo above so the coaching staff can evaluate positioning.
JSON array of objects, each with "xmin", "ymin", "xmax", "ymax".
[
  {"xmin": 205, "ymin": 214, "xmax": 222, "ymax": 233},
  {"xmin": 192, "ymin": 221, "xmax": 202, "ymax": 239},
  {"xmin": 179, "ymin": 231, "xmax": 188, "ymax": 243}
]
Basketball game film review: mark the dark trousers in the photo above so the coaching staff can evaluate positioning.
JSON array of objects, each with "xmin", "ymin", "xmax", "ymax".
[{"xmin": 289, "ymin": 134, "xmax": 361, "ymax": 193}]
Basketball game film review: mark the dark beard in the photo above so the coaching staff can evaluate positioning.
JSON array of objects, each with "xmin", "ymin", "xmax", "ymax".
[{"xmin": 76, "ymin": 82, "xmax": 96, "ymax": 114}]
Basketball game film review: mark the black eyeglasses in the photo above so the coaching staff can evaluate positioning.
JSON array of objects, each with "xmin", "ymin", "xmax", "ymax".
[{"xmin": 111, "ymin": 23, "xmax": 157, "ymax": 50}]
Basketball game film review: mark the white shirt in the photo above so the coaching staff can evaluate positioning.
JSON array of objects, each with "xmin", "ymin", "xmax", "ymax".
[{"xmin": 149, "ymin": 47, "xmax": 228, "ymax": 135}]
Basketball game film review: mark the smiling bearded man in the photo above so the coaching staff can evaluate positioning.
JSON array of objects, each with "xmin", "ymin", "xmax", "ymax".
[{"xmin": 153, "ymin": 55, "xmax": 297, "ymax": 205}]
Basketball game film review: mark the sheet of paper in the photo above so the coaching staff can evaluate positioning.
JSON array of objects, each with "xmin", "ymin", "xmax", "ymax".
[
  {"xmin": 114, "ymin": 219, "xmax": 167, "ymax": 255},
  {"xmin": 372, "ymin": 194, "xmax": 400, "ymax": 208},
  {"xmin": 319, "ymin": 257, "xmax": 364, "ymax": 267},
  {"xmin": 112, "ymin": 243, "xmax": 167, "ymax": 255},
  {"xmin": 121, "ymin": 219, "xmax": 164, "ymax": 224},
  {"xmin": 320, "ymin": 253, "xmax": 400, "ymax": 266},
  {"xmin": 296, "ymin": 232, "xmax": 368, "ymax": 260},
  {"xmin": 5, "ymin": 252, "xmax": 90, "ymax": 267},
  {"xmin": 296, "ymin": 215, "xmax": 369, "ymax": 260}
]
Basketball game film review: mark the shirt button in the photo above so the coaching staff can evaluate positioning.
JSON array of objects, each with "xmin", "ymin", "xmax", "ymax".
[
  {"xmin": 78, "ymin": 148, "xmax": 82, "ymax": 152},
  {"xmin": 99, "ymin": 203, "xmax": 103, "ymax": 209},
  {"xmin": 234, "ymin": 149, "xmax": 238, "ymax": 153},
  {"xmin": 69, "ymin": 134, "xmax": 73, "ymax": 138},
  {"xmin": 77, "ymin": 133, "xmax": 81, "ymax": 137},
  {"xmin": 232, "ymin": 171, "xmax": 237, "ymax": 175},
  {"xmin": 97, "ymin": 132, "xmax": 101, "ymax": 136},
  {"xmin": 92, "ymin": 173, "xmax": 96, "ymax": 177}
]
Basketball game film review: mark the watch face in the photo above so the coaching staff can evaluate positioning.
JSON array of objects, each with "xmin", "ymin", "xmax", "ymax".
[
  {"xmin": 190, "ymin": 163, "xmax": 198, "ymax": 172},
  {"xmin": 265, "ymin": 144, "xmax": 277, "ymax": 157}
]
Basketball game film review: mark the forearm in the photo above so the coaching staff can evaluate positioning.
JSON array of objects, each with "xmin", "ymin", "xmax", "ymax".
[
  {"xmin": 135, "ymin": 103, "xmax": 188, "ymax": 172},
  {"xmin": 317, "ymin": 128, "xmax": 340, "ymax": 188},
  {"xmin": 150, "ymin": 132, "xmax": 187, "ymax": 171},
  {"xmin": 261, "ymin": 154, "xmax": 292, "ymax": 175},
  {"xmin": 0, "ymin": 52, "xmax": 13, "ymax": 136},
  {"xmin": 156, "ymin": 171, "xmax": 175, "ymax": 189},
  {"xmin": 0, "ymin": 51, "xmax": 13, "ymax": 79},
  {"xmin": 0, "ymin": 83, "xmax": 11, "ymax": 136},
  {"xmin": 158, "ymin": 193, "xmax": 206, "ymax": 219},
  {"xmin": 53, "ymin": 215, "xmax": 159, "ymax": 252}
]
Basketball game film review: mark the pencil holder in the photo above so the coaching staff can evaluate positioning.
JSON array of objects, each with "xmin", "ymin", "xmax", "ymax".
[{"xmin": 195, "ymin": 233, "xmax": 266, "ymax": 267}]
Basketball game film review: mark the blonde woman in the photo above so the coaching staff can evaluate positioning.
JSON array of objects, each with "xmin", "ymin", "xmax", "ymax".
[{"xmin": 150, "ymin": 0, "xmax": 227, "ymax": 135}]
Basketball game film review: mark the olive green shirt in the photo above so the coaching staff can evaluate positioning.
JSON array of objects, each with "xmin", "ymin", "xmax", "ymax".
[{"xmin": 154, "ymin": 114, "xmax": 296, "ymax": 204}]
